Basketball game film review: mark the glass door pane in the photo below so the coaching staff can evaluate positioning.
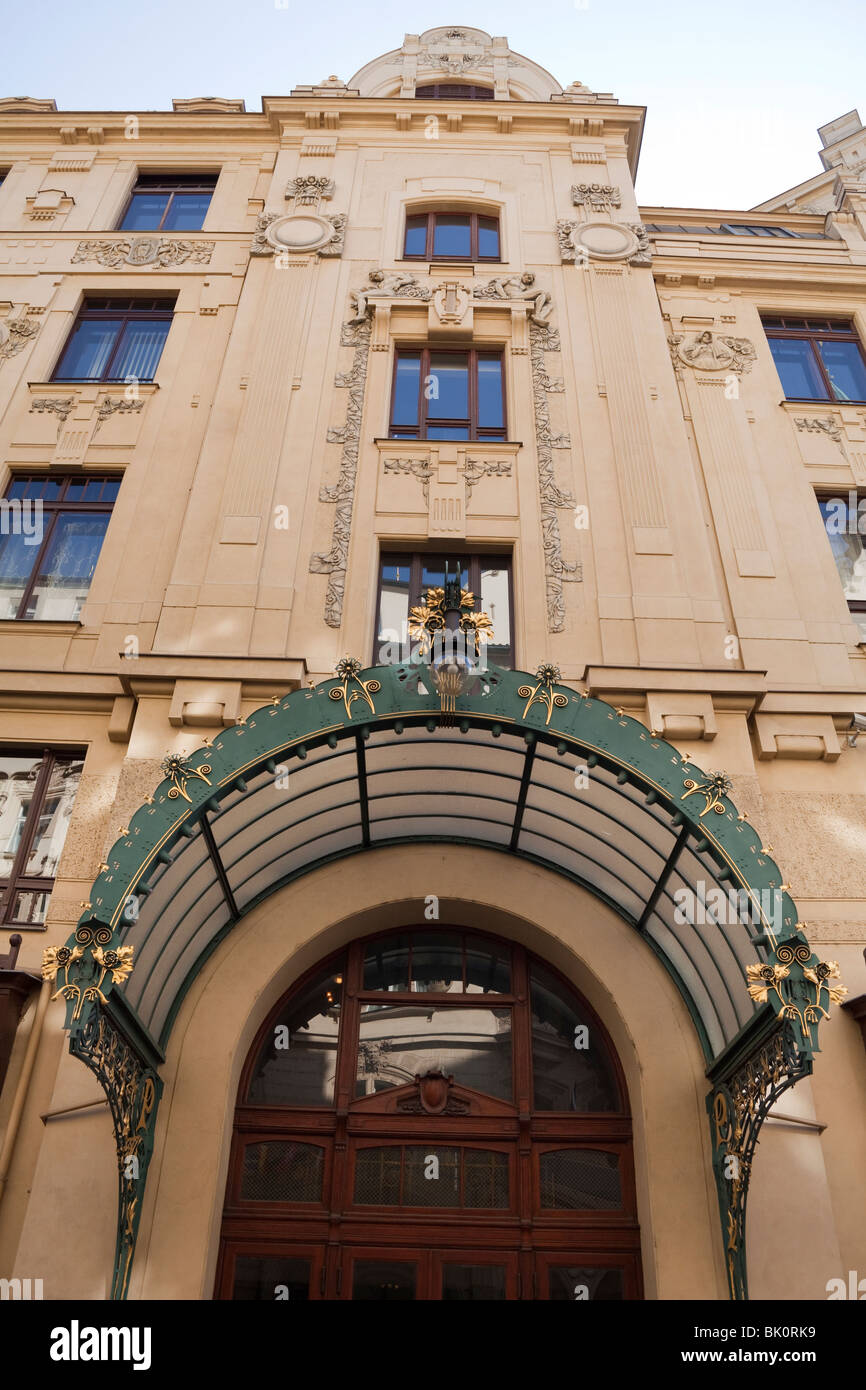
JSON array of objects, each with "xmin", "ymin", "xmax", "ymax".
[
  {"xmin": 226, "ymin": 1248, "xmax": 321, "ymax": 1300},
  {"xmin": 348, "ymin": 1253, "xmax": 421, "ymax": 1300},
  {"xmin": 435, "ymin": 1252, "xmax": 517, "ymax": 1300}
]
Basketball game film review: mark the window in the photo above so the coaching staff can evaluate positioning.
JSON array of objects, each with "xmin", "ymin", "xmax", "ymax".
[
  {"xmin": 403, "ymin": 211, "xmax": 500, "ymax": 262},
  {"xmin": 217, "ymin": 930, "xmax": 640, "ymax": 1300},
  {"xmin": 644, "ymin": 223, "xmax": 820, "ymax": 238},
  {"xmin": 376, "ymin": 552, "xmax": 514, "ymax": 668},
  {"xmin": 118, "ymin": 173, "xmax": 216, "ymax": 232},
  {"xmin": 0, "ymin": 749, "xmax": 84, "ymax": 926},
  {"xmin": 52, "ymin": 298, "xmax": 174, "ymax": 383},
  {"xmin": 817, "ymin": 493, "xmax": 866, "ymax": 639},
  {"xmin": 0, "ymin": 474, "xmax": 120, "ymax": 621},
  {"xmin": 390, "ymin": 347, "xmax": 506, "ymax": 441},
  {"xmin": 414, "ymin": 84, "xmax": 494, "ymax": 100},
  {"xmin": 763, "ymin": 317, "xmax": 866, "ymax": 402}
]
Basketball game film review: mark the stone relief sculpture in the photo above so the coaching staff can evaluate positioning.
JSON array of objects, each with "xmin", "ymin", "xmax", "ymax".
[
  {"xmin": 669, "ymin": 330, "xmax": 757, "ymax": 375},
  {"xmin": 347, "ymin": 269, "xmax": 431, "ymax": 324},
  {"xmin": 625, "ymin": 222, "xmax": 652, "ymax": 267},
  {"xmin": 0, "ymin": 315, "xmax": 40, "ymax": 364},
  {"xmin": 72, "ymin": 238, "xmax": 214, "ymax": 268},
  {"xmin": 530, "ymin": 322, "xmax": 581, "ymax": 631},
  {"xmin": 571, "ymin": 182, "xmax": 622, "ymax": 212},
  {"xmin": 249, "ymin": 210, "xmax": 346, "ymax": 258},
  {"xmin": 310, "ymin": 312, "xmax": 372, "ymax": 628},
  {"xmin": 285, "ymin": 175, "xmax": 335, "ymax": 207},
  {"xmin": 473, "ymin": 272, "xmax": 552, "ymax": 326}
]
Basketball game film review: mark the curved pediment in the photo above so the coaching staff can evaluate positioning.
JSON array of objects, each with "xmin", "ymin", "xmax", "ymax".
[{"xmin": 347, "ymin": 27, "xmax": 563, "ymax": 101}]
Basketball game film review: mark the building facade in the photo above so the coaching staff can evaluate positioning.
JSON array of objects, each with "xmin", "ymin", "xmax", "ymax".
[{"xmin": 0, "ymin": 27, "xmax": 864, "ymax": 1302}]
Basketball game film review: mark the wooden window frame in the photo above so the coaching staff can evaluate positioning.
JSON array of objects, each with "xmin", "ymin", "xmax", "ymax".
[
  {"xmin": 0, "ymin": 745, "xmax": 85, "ymax": 929},
  {"xmin": 762, "ymin": 315, "xmax": 866, "ymax": 403},
  {"xmin": 402, "ymin": 211, "xmax": 500, "ymax": 263},
  {"xmin": 373, "ymin": 550, "xmax": 515, "ymax": 668},
  {"xmin": 117, "ymin": 173, "xmax": 217, "ymax": 233},
  {"xmin": 51, "ymin": 297, "xmax": 175, "ymax": 384},
  {"xmin": 389, "ymin": 345, "xmax": 507, "ymax": 441},
  {"xmin": 0, "ymin": 474, "xmax": 120, "ymax": 621}
]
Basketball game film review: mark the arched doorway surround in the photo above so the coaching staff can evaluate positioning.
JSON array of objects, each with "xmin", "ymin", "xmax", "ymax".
[{"xmin": 40, "ymin": 661, "xmax": 845, "ymax": 1299}]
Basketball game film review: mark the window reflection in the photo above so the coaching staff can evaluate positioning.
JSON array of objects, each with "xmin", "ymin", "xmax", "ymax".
[
  {"xmin": 247, "ymin": 958, "xmax": 345, "ymax": 1106},
  {"xmin": 530, "ymin": 963, "xmax": 620, "ymax": 1111},
  {"xmin": 357, "ymin": 1003, "xmax": 512, "ymax": 1100}
]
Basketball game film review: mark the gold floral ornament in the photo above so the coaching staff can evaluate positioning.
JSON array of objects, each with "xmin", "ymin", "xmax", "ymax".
[
  {"xmin": 161, "ymin": 752, "xmax": 212, "ymax": 803},
  {"xmin": 746, "ymin": 949, "xmax": 847, "ymax": 1046},
  {"xmin": 408, "ymin": 586, "xmax": 494, "ymax": 660},
  {"xmin": 42, "ymin": 941, "xmax": 135, "ymax": 1021},
  {"xmin": 518, "ymin": 664, "xmax": 569, "ymax": 726},
  {"xmin": 681, "ymin": 770, "xmax": 732, "ymax": 819},
  {"xmin": 329, "ymin": 655, "xmax": 381, "ymax": 718}
]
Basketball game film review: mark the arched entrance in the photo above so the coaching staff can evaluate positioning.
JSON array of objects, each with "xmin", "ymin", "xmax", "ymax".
[{"xmin": 215, "ymin": 925, "xmax": 641, "ymax": 1300}]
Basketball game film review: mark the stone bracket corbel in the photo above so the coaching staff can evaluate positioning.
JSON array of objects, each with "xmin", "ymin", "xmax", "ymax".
[
  {"xmin": 753, "ymin": 712, "xmax": 841, "ymax": 761},
  {"xmin": 168, "ymin": 679, "xmax": 243, "ymax": 729},
  {"xmin": 647, "ymin": 690, "xmax": 717, "ymax": 742}
]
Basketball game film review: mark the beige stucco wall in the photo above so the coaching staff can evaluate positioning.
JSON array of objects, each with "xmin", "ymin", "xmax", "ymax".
[{"xmin": 1, "ymin": 28, "xmax": 865, "ymax": 1301}]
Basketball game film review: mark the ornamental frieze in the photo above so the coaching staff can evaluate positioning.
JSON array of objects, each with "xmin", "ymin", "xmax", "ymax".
[{"xmin": 72, "ymin": 237, "xmax": 214, "ymax": 268}]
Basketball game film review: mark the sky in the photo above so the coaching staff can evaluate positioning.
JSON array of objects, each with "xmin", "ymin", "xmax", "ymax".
[{"xmin": 2, "ymin": 0, "xmax": 864, "ymax": 209}]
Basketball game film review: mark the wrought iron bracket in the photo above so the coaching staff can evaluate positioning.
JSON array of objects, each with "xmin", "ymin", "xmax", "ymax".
[{"xmin": 706, "ymin": 1011, "xmax": 812, "ymax": 1300}]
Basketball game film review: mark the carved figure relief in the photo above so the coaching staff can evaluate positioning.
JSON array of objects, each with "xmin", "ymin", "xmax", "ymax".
[
  {"xmin": 473, "ymin": 272, "xmax": 552, "ymax": 325},
  {"xmin": 669, "ymin": 330, "xmax": 757, "ymax": 375},
  {"xmin": 348, "ymin": 269, "xmax": 431, "ymax": 324}
]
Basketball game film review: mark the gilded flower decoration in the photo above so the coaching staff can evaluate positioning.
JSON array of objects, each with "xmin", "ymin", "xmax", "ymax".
[
  {"xmin": 161, "ymin": 752, "xmax": 212, "ymax": 803},
  {"xmin": 329, "ymin": 655, "xmax": 381, "ymax": 718},
  {"xmin": 42, "ymin": 939, "xmax": 136, "ymax": 1021},
  {"xmin": 746, "ymin": 948, "xmax": 847, "ymax": 1047},
  {"xmin": 408, "ymin": 586, "xmax": 494, "ymax": 659},
  {"xmin": 518, "ymin": 664, "xmax": 569, "ymax": 726},
  {"xmin": 681, "ymin": 770, "xmax": 732, "ymax": 819}
]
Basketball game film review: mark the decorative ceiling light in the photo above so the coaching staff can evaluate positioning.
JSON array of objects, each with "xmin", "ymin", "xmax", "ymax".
[{"xmin": 408, "ymin": 579, "xmax": 494, "ymax": 722}]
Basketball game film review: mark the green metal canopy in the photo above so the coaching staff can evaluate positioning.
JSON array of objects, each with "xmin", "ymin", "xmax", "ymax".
[{"xmin": 42, "ymin": 660, "xmax": 845, "ymax": 1302}]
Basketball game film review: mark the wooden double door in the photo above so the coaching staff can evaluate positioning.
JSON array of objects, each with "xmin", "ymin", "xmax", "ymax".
[{"xmin": 219, "ymin": 1241, "xmax": 640, "ymax": 1301}]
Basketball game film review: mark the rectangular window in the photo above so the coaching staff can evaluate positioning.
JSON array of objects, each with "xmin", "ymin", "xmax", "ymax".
[
  {"xmin": 375, "ymin": 552, "xmax": 514, "ymax": 668},
  {"xmin": 403, "ymin": 211, "xmax": 500, "ymax": 262},
  {"xmin": 0, "ymin": 749, "xmax": 84, "ymax": 927},
  {"xmin": 389, "ymin": 347, "xmax": 506, "ymax": 441},
  {"xmin": 52, "ymin": 298, "xmax": 174, "ymax": 383},
  {"xmin": 818, "ymin": 493, "xmax": 866, "ymax": 639},
  {"xmin": 0, "ymin": 474, "xmax": 120, "ymax": 621},
  {"xmin": 118, "ymin": 173, "xmax": 216, "ymax": 232},
  {"xmin": 763, "ymin": 317, "xmax": 866, "ymax": 402}
]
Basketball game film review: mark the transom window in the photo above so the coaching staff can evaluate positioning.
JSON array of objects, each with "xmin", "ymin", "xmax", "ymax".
[
  {"xmin": 52, "ymin": 298, "xmax": 175, "ymax": 384},
  {"xmin": 0, "ymin": 748, "xmax": 84, "ymax": 927},
  {"xmin": 118, "ymin": 173, "xmax": 216, "ymax": 232},
  {"xmin": 403, "ymin": 211, "xmax": 500, "ymax": 262},
  {"xmin": 762, "ymin": 316, "xmax": 866, "ymax": 402},
  {"xmin": 0, "ymin": 474, "xmax": 120, "ymax": 622},
  {"xmin": 375, "ymin": 552, "xmax": 514, "ymax": 668},
  {"xmin": 414, "ymin": 84, "xmax": 494, "ymax": 100},
  {"xmin": 390, "ymin": 346, "xmax": 506, "ymax": 440},
  {"xmin": 218, "ymin": 929, "xmax": 640, "ymax": 1300}
]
